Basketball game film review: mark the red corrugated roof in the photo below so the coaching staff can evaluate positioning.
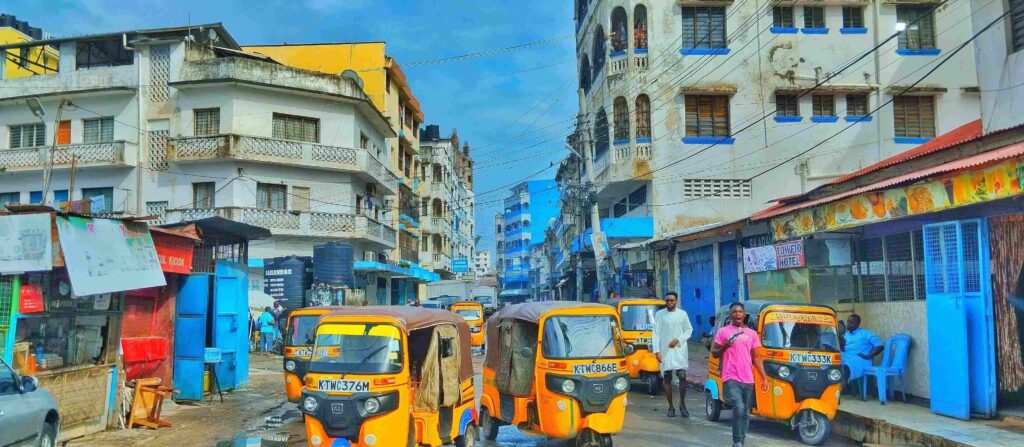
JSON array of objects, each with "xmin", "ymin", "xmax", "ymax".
[{"xmin": 752, "ymin": 141, "xmax": 1024, "ymax": 221}]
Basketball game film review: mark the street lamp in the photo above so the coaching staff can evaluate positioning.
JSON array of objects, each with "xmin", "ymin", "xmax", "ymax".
[{"xmin": 26, "ymin": 97, "xmax": 46, "ymax": 119}]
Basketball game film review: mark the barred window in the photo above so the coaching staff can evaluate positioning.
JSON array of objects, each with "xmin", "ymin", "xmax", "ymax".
[
  {"xmin": 635, "ymin": 94, "xmax": 652, "ymax": 139},
  {"xmin": 846, "ymin": 94, "xmax": 869, "ymax": 116},
  {"xmin": 893, "ymin": 96, "xmax": 936, "ymax": 138},
  {"xmin": 776, "ymin": 93, "xmax": 799, "ymax": 117},
  {"xmin": 82, "ymin": 187, "xmax": 113, "ymax": 212},
  {"xmin": 773, "ymin": 7, "xmax": 794, "ymax": 28},
  {"xmin": 594, "ymin": 108, "xmax": 610, "ymax": 160},
  {"xmin": 812, "ymin": 95, "xmax": 835, "ymax": 117},
  {"xmin": 192, "ymin": 182, "xmax": 215, "ymax": 209},
  {"xmin": 0, "ymin": 192, "xmax": 20, "ymax": 205},
  {"xmin": 854, "ymin": 230, "xmax": 925, "ymax": 302},
  {"xmin": 256, "ymin": 183, "xmax": 287, "ymax": 210},
  {"xmin": 681, "ymin": 7, "xmax": 727, "ymax": 49},
  {"xmin": 628, "ymin": 185, "xmax": 647, "ymax": 210},
  {"xmin": 272, "ymin": 113, "xmax": 320, "ymax": 143},
  {"xmin": 613, "ymin": 96, "xmax": 630, "ymax": 142},
  {"xmin": 83, "ymin": 117, "xmax": 114, "ymax": 144},
  {"xmin": 1013, "ymin": 0, "xmax": 1024, "ymax": 52},
  {"xmin": 685, "ymin": 95, "xmax": 730, "ymax": 137},
  {"xmin": 9, "ymin": 123, "xmax": 46, "ymax": 148},
  {"xmin": 194, "ymin": 108, "xmax": 220, "ymax": 136},
  {"xmin": 897, "ymin": 6, "xmax": 936, "ymax": 50},
  {"xmin": 842, "ymin": 7, "xmax": 864, "ymax": 29},
  {"xmin": 681, "ymin": 178, "xmax": 751, "ymax": 198},
  {"xmin": 803, "ymin": 6, "xmax": 826, "ymax": 28}
]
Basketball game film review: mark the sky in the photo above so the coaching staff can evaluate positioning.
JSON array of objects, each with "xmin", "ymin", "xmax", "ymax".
[{"xmin": 4, "ymin": 0, "xmax": 576, "ymax": 257}]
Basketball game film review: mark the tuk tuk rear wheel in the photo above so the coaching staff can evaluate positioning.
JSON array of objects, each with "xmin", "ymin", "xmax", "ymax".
[
  {"xmin": 480, "ymin": 408, "xmax": 499, "ymax": 441},
  {"xmin": 705, "ymin": 395, "xmax": 722, "ymax": 422},
  {"xmin": 575, "ymin": 429, "xmax": 604, "ymax": 447},
  {"xmin": 644, "ymin": 373, "xmax": 661, "ymax": 396},
  {"xmin": 455, "ymin": 423, "xmax": 477, "ymax": 447},
  {"xmin": 795, "ymin": 410, "xmax": 831, "ymax": 446}
]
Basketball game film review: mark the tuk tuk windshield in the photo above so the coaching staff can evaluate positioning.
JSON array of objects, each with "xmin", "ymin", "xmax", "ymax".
[
  {"xmin": 454, "ymin": 308, "xmax": 482, "ymax": 321},
  {"xmin": 310, "ymin": 323, "xmax": 403, "ymax": 374},
  {"xmin": 542, "ymin": 315, "xmax": 623, "ymax": 359},
  {"xmin": 619, "ymin": 304, "xmax": 663, "ymax": 331},
  {"xmin": 284, "ymin": 314, "xmax": 319, "ymax": 347},
  {"xmin": 761, "ymin": 312, "xmax": 839, "ymax": 352}
]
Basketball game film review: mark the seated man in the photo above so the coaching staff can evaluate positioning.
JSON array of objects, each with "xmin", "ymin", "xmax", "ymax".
[{"xmin": 840, "ymin": 314, "xmax": 883, "ymax": 385}]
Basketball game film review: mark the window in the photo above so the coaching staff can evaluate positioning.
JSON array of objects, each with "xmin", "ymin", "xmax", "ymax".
[
  {"xmin": 81, "ymin": 187, "xmax": 113, "ymax": 212},
  {"xmin": 53, "ymin": 190, "xmax": 68, "ymax": 204},
  {"xmin": 256, "ymin": 183, "xmax": 287, "ymax": 210},
  {"xmin": 594, "ymin": 109, "xmax": 610, "ymax": 160},
  {"xmin": 0, "ymin": 192, "xmax": 19, "ymax": 206},
  {"xmin": 57, "ymin": 120, "xmax": 70, "ymax": 145},
  {"xmin": 897, "ymin": 6, "xmax": 936, "ymax": 50},
  {"xmin": 803, "ymin": 6, "xmax": 826, "ymax": 28},
  {"xmin": 192, "ymin": 182, "xmax": 215, "ymax": 209},
  {"xmin": 842, "ymin": 7, "xmax": 864, "ymax": 29},
  {"xmin": 634, "ymin": 5, "xmax": 649, "ymax": 50},
  {"xmin": 855, "ymin": 230, "xmax": 925, "ymax": 302},
  {"xmin": 1012, "ymin": 0, "xmax": 1024, "ymax": 52},
  {"xmin": 613, "ymin": 97, "xmax": 630, "ymax": 142},
  {"xmin": 681, "ymin": 7, "xmax": 727, "ymax": 49},
  {"xmin": 681, "ymin": 178, "xmax": 751, "ymax": 198},
  {"xmin": 272, "ymin": 113, "xmax": 320, "ymax": 143},
  {"xmin": 83, "ymin": 117, "xmax": 114, "ymax": 143},
  {"xmin": 846, "ymin": 94, "xmax": 869, "ymax": 116},
  {"xmin": 360, "ymin": 133, "xmax": 370, "ymax": 150},
  {"xmin": 776, "ymin": 93, "xmax": 799, "ymax": 117},
  {"xmin": 684, "ymin": 95, "xmax": 730, "ymax": 137},
  {"xmin": 893, "ymin": 96, "xmax": 936, "ymax": 138},
  {"xmin": 635, "ymin": 95, "xmax": 652, "ymax": 139},
  {"xmin": 812, "ymin": 95, "xmax": 835, "ymax": 116},
  {"xmin": 292, "ymin": 186, "xmax": 310, "ymax": 212},
  {"xmin": 9, "ymin": 123, "xmax": 45, "ymax": 148},
  {"xmin": 580, "ymin": 56, "xmax": 592, "ymax": 93},
  {"xmin": 628, "ymin": 185, "xmax": 647, "ymax": 211},
  {"xmin": 194, "ymin": 108, "xmax": 220, "ymax": 136},
  {"xmin": 30, "ymin": 191, "xmax": 42, "ymax": 204},
  {"xmin": 611, "ymin": 7, "xmax": 628, "ymax": 53},
  {"xmin": 592, "ymin": 26, "xmax": 606, "ymax": 78},
  {"xmin": 773, "ymin": 6, "xmax": 794, "ymax": 28}
]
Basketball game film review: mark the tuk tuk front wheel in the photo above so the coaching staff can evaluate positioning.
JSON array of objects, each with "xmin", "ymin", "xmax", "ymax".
[
  {"xmin": 795, "ymin": 410, "xmax": 831, "ymax": 446},
  {"xmin": 455, "ymin": 423, "xmax": 478, "ymax": 447},
  {"xmin": 480, "ymin": 408, "xmax": 499, "ymax": 441},
  {"xmin": 704, "ymin": 395, "xmax": 722, "ymax": 421},
  {"xmin": 575, "ymin": 429, "xmax": 608, "ymax": 447},
  {"xmin": 644, "ymin": 373, "xmax": 661, "ymax": 396}
]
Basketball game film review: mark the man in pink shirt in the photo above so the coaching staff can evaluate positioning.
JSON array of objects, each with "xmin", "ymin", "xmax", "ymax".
[{"xmin": 711, "ymin": 302, "xmax": 767, "ymax": 447}]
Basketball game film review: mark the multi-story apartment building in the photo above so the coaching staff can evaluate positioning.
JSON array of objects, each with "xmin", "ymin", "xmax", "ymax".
[
  {"xmin": 241, "ymin": 41, "xmax": 431, "ymax": 303},
  {"xmin": 496, "ymin": 179, "xmax": 559, "ymax": 303},
  {"xmin": 571, "ymin": 0, "xmax": 982, "ymax": 300},
  {"xmin": 0, "ymin": 24, "xmax": 407, "ymax": 303},
  {"xmin": 473, "ymin": 250, "xmax": 492, "ymax": 277},
  {"xmin": 0, "ymin": 15, "xmax": 57, "ymax": 79},
  {"xmin": 419, "ymin": 125, "xmax": 475, "ymax": 280}
]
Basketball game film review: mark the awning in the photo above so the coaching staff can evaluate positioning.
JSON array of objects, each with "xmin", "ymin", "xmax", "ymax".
[
  {"xmin": 354, "ymin": 260, "xmax": 439, "ymax": 283},
  {"xmin": 498, "ymin": 289, "xmax": 530, "ymax": 297}
]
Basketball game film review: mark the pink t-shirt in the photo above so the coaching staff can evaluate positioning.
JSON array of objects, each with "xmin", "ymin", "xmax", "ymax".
[{"xmin": 714, "ymin": 324, "xmax": 761, "ymax": 384}]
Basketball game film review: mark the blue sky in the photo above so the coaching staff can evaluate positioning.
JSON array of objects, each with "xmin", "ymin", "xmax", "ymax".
[{"xmin": 5, "ymin": 0, "xmax": 575, "ymax": 256}]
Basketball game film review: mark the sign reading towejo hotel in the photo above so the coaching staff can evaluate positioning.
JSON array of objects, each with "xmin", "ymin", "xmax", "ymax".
[{"xmin": 742, "ymin": 240, "xmax": 805, "ymax": 273}]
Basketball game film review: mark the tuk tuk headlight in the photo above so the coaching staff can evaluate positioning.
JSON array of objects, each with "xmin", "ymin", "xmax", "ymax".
[
  {"xmin": 302, "ymin": 396, "xmax": 319, "ymax": 413},
  {"xmin": 828, "ymin": 368, "xmax": 843, "ymax": 382},
  {"xmin": 364, "ymin": 397, "xmax": 381, "ymax": 414},
  {"xmin": 285, "ymin": 360, "xmax": 297, "ymax": 372},
  {"xmin": 561, "ymin": 379, "xmax": 576, "ymax": 394},
  {"xmin": 614, "ymin": 377, "xmax": 629, "ymax": 393},
  {"xmin": 777, "ymin": 366, "xmax": 792, "ymax": 379}
]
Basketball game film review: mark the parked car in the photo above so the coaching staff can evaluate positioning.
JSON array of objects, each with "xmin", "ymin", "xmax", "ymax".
[{"xmin": 0, "ymin": 357, "xmax": 60, "ymax": 447}]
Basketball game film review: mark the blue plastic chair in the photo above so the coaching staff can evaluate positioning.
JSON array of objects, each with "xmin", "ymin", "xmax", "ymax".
[{"xmin": 861, "ymin": 333, "xmax": 912, "ymax": 404}]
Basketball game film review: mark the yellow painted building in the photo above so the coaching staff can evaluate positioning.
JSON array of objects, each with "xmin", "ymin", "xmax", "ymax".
[
  {"xmin": 244, "ymin": 42, "xmax": 431, "ymax": 301},
  {"xmin": 0, "ymin": 15, "xmax": 58, "ymax": 79}
]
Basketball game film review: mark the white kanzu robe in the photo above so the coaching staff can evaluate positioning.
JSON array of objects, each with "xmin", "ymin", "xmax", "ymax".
[{"xmin": 652, "ymin": 308, "xmax": 693, "ymax": 373}]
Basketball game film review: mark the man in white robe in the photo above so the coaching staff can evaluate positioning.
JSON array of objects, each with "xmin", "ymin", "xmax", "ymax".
[{"xmin": 652, "ymin": 291, "xmax": 693, "ymax": 417}]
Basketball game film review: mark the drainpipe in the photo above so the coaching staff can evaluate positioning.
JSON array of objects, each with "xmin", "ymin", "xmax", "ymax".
[
  {"xmin": 872, "ymin": 2, "xmax": 884, "ymax": 162},
  {"xmin": 126, "ymin": 33, "xmax": 145, "ymax": 216}
]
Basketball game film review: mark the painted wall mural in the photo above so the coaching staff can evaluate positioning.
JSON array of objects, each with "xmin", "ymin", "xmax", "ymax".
[{"xmin": 770, "ymin": 157, "xmax": 1024, "ymax": 240}]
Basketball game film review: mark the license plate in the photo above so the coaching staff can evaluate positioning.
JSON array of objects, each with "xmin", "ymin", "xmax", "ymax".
[
  {"xmin": 318, "ymin": 379, "xmax": 370, "ymax": 393},
  {"xmin": 573, "ymin": 363, "xmax": 618, "ymax": 375},
  {"xmin": 292, "ymin": 348, "xmax": 311, "ymax": 358},
  {"xmin": 634, "ymin": 337, "xmax": 652, "ymax": 345},
  {"xmin": 789, "ymin": 353, "xmax": 832, "ymax": 364}
]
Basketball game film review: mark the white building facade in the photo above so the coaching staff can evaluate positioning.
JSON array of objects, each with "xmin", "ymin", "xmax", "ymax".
[
  {"xmin": 474, "ymin": 250, "xmax": 492, "ymax": 277},
  {"xmin": 418, "ymin": 125, "xmax": 475, "ymax": 279}
]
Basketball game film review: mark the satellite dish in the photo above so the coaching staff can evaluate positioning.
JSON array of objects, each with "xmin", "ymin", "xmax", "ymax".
[
  {"xmin": 341, "ymin": 69, "xmax": 364, "ymax": 89},
  {"xmin": 207, "ymin": 28, "xmax": 219, "ymax": 42}
]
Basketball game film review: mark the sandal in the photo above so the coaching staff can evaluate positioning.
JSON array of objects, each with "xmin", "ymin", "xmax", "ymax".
[
  {"xmin": 667, "ymin": 408, "xmax": 676, "ymax": 417},
  {"xmin": 679, "ymin": 407, "xmax": 690, "ymax": 418}
]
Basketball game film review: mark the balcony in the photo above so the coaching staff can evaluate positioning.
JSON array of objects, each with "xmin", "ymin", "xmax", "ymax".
[
  {"xmin": 633, "ymin": 49, "xmax": 649, "ymax": 71},
  {"xmin": 168, "ymin": 134, "xmax": 398, "ymax": 194},
  {"xmin": 609, "ymin": 51, "xmax": 628, "ymax": 77},
  {"xmin": 0, "ymin": 141, "xmax": 133, "ymax": 172},
  {"xmin": 423, "ymin": 215, "xmax": 452, "ymax": 235},
  {"xmin": 594, "ymin": 142, "xmax": 653, "ymax": 194},
  {"xmin": 166, "ymin": 207, "xmax": 396, "ymax": 248},
  {"xmin": 400, "ymin": 246, "xmax": 419, "ymax": 263},
  {"xmin": 429, "ymin": 181, "xmax": 448, "ymax": 198}
]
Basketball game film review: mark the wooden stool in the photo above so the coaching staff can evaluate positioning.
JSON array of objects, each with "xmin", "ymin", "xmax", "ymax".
[{"xmin": 128, "ymin": 378, "xmax": 177, "ymax": 430}]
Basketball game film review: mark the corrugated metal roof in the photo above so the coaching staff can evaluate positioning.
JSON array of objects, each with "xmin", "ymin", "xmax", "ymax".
[{"xmin": 752, "ymin": 141, "xmax": 1024, "ymax": 221}]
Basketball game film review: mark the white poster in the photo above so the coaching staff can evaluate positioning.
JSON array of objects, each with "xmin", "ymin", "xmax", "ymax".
[
  {"xmin": 56, "ymin": 216, "xmax": 166, "ymax": 296},
  {"xmin": 0, "ymin": 213, "xmax": 53, "ymax": 274},
  {"xmin": 743, "ymin": 245, "xmax": 777, "ymax": 274}
]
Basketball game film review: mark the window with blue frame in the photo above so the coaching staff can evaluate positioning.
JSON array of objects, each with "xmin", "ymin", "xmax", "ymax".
[
  {"xmin": 680, "ymin": 7, "xmax": 727, "ymax": 54},
  {"xmin": 841, "ymin": 6, "xmax": 867, "ymax": 34},
  {"xmin": 613, "ymin": 96, "xmax": 630, "ymax": 144},
  {"xmin": 684, "ymin": 94, "xmax": 732, "ymax": 143},
  {"xmin": 53, "ymin": 190, "xmax": 68, "ymax": 204},
  {"xmin": 595, "ymin": 108, "xmax": 610, "ymax": 160},
  {"xmin": 635, "ymin": 95, "xmax": 652, "ymax": 141},
  {"xmin": 897, "ymin": 6, "xmax": 937, "ymax": 54},
  {"xmin": 0, "ymin": 192, "xmax": 19, "ymax": 206},
  {"xmin": 893, "ymin": 96, "xmax": 936, "ymax": 142},
  {"xmin": 811, "ymin": 95, "xmax": 838, "ymax": 122},
  {"xmin": 802, "ymin": 6, "xmax": 827, "ymax": 33},
  {"xmin": 845, "ymin": 94, "xmax": 872, "ymax": 122},
  {"xmin": 771, "ymin": 6, "xmax": 796, "ymax": 33},
  {"xmin": 775, "ymin": 93, "xmax": 801, "ymax": 122},
  {"xmin": 29, "ymin": 191, "xmax": 42, "ymax": 204}
]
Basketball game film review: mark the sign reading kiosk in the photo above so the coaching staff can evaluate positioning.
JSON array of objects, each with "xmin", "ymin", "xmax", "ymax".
[{"xmin": 56, "ymin": 216, "xmax": 166, "ymax": 296}]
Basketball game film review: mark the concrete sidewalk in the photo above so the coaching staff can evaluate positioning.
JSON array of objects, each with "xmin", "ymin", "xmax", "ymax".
[{"xmin": 684, "ymin": 341, "xmax": 1024, "ymax": 447}]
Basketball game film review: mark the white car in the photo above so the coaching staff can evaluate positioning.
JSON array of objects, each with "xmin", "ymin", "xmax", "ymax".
[{"xmin": 0, "ymin": 357, "xmax": 59, "ymax": 447}]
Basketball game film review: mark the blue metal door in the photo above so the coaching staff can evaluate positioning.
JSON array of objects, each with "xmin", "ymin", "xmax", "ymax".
[
  {"xmin": 923, "ymin": 220, "xmax": 996, "ymax": 419},
  {"xmin": 679, "ymin": 246, "xmax": 714, "ymax": 340},
  {"xmin": 719, "ymin": 242, "xmax": 739, "ymax": 304},
  {"xmin": 174, "ymin": 274, "xmax": 210, "ymax": 401},
  {"xmin": 214, "ymin": 260, "xmax": 248, "ymax": 390}
]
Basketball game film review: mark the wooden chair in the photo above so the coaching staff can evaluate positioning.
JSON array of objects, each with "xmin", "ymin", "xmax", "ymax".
[{"xmin": 128, "ymin": 377, "xmax": 177, "ymax": 430}]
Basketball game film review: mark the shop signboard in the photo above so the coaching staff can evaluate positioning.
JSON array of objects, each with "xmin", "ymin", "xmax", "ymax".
[
  {"xmin": 451, "ymin": 258, "xmax": 469, "ymax": 273},
  {"xmin": 152, "ymin": 232, "xmax": 195, "ymax": 274},
  {"xmin": 743, "ymin": 240, "xmax": 805, "ymax": 273},
  {"xmin": 0, "ymin": 213, "xmax": 53, "ymax": 274},
  {"xmin": 742, "ymin": 246, "xmax": 777, "ymax": 273},
  {"xmin": 56, "ymin": 216, "xmax": 166, "ymax": 296},
  {"xmin": 18, "ymin": 284, "xmax": 45, "ymax": 313}
]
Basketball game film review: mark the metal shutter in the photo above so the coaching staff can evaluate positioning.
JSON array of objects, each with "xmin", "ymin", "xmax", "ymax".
[
  {"xmin": 1012, "ymin": 0, "xmax": 1024, "ymax": 52},
  {"xmin": 681, "ymin": 8, "xmax": 696, "ymax": 48}
]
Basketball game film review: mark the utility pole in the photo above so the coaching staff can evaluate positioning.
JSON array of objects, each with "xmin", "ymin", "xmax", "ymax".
[{"xmin": 573, "ymin": 88, "xmax": 608, "ymax": 302}]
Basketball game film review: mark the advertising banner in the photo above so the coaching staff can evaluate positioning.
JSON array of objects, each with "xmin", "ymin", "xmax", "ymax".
[
  {"xmin": 743, "ymin": 240, "xmax": 805, "ymax": 273},
  {"xmin": 0, "ymin": 213, "xmax": 53, "ymax": 274},
  {"xmin": 56, "ymin": 216, "xmax": 166, "ymax": 296}
]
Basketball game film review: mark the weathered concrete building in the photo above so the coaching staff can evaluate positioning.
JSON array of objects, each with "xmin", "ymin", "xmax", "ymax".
[{"xmin": 419, "ymin": 125, "xmax": 476, "ymax": 280}]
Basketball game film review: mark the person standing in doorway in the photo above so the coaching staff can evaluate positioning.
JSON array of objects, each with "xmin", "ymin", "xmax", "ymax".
[
  {"xmin": 652, "ymin": 291, "xmax": 693, "ymax": 418},
  {"xmin": 259, "ymin": 306, "xmax": 276, "ymax": 355},
  {"xmin": 711, "ymin": 302, "xmax": 767, "ymax": 447}
]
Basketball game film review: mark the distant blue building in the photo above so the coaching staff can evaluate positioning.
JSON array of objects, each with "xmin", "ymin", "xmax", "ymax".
[{"xmin": 497, "ymin": 179, "xmax": 559, "ymax": 303}]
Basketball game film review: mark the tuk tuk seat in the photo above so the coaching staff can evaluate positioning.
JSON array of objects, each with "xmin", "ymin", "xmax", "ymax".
[{"xmin": 861, "ymin": 333, "xmax": 912, "ymax": 404}]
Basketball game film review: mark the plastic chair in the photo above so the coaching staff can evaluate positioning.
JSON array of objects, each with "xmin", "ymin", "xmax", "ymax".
[{"xmin": 861, "ymin": 333, "xmax": 911, "ymax": 404}]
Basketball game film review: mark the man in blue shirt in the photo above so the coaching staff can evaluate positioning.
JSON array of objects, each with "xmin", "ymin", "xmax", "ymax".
[
  {"xmin": 840, "ymin": 314, "xmax": 883, "ymax": 385},
  {"xmin": 259, "ymin": 306, "xmax": 277, "ymax": 354}
]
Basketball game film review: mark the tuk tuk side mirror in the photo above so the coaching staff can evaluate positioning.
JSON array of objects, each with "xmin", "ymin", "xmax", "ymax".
[{"xmin": 20, "ymin": 375, "xmax": 38, "ymax": 393}]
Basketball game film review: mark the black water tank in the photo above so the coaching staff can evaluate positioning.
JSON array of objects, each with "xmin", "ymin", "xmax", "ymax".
[
  {"xmin": 313, "ymin": 242, "xmax": 354, "ymax": 287},
  {"xmin": 423, "ymin": 124, "xmax": 440, "ymax": 141},
  {"xmin": 263, "ymin": 256, "xmax": 312, "ymax": 309}
]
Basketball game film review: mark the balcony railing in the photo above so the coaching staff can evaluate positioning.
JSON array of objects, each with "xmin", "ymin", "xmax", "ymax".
[
  {"xmin": 166, "ymin": 207, "xmax": 396, "ymax": 248},
  {"xmin": 609, "ymin": 51, "xmax": 628, "ymax": 77},
  {"xmin": 400, "ymin": 246, "xmax": 419, "ymax": 263},
  {"xmin": 423, "ymin": 215, "xmax": 452, "ymax": 235},
  {"xmin": 168, "ymin": 134, "xmax": 398, "ymax": 194},
  {"xmin": 634, "ymin": 49, "xmax": 649, "ymax": 70},
  {"xmin": 0, "ymin": 141, "xmax": 131, "ymax": 172}
]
